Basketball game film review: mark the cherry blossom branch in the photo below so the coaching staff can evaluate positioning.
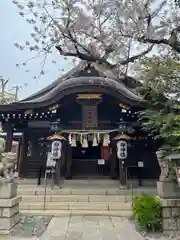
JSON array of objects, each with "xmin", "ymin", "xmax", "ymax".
[
  {"xmin": 137, "ymin": 31, "xmax": 180, "ymax": 53},
  {"xmin": 55, "ymin": 45, "xmax": 102, "ymax": 62},
  {"xmin": 13, "ymin": 0, "xmax": 179, "ymax": 78},
  {"xmin": 56, "ymin": 43, "xmax": 154, "ymax": 67},
  {"xmin": 120, "ymin": 44, "xmax": 154, "ymax": 65}
]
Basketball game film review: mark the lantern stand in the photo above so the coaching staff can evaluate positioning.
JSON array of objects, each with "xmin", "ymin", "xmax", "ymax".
[
  {"xmin": 49, "ymin": 120, "xmax": 62, "ymax": 188},
  {"xmin": 43, "ymin": 121, "xmax": 62, "ymax": 211}
]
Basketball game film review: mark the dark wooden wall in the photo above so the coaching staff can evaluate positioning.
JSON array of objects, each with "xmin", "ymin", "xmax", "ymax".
[{"xmin": 15, "ymin": 93, "xmax": 160, "ymax": 180}]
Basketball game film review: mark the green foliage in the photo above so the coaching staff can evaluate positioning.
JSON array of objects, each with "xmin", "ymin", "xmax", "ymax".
[
  {"xmin": 138, "ymin": 54, "xmax": 180, "ymax": 97},
  {"xmin": 137, "ymin": 54, "xmax": 180, "ymax": 155},
  {"xmin": 138, "ymin": 87, "xmax": 180, "ymax": 151},
  {"xmin": 132, "ymin": 195, "xmax": 162, "ymax": 232}
]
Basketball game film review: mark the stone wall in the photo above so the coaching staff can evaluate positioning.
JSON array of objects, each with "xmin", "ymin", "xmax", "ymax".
[
  {"xmin": 157, "ymin": 181, "xmax": 180, "ymax": 233},
  {"xmin": 161, "ymin": 199, "xmax": 180, "ymax": 233},
  {"xmin": 0, "ymin": 182, "xmax": 21, "ymax": 234}
]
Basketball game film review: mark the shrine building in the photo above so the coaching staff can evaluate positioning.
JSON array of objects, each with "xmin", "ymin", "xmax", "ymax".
[{"xmin": 0, "ymin": 61, "xmax": 160, "ymax": 184}]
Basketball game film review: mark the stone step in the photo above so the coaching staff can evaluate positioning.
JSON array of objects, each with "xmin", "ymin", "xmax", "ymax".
[
  {"xmin": 18, "ymin": 188, "xmax": 126, "ymax": 196},
  {"xmin": 17, "ymin": 178, "xmax": 156, "ymax": 187},
  {"xmin": 19, "ymin": 202, "xmax": 132, "ymax": 211},
  {"xmin": 17, "ymin": 179, "xmax": 120, "ymax": 185},
  {"xmin": 18, "ymin": 187, "xmax": 156, "ymax": 196},
  {"xmin": 21, "ymin": 194, "xmax": 131, "ymax": 202},
  {"xmin": 20, "ymin": 209, "xmax": 132, "ymax": 217}
]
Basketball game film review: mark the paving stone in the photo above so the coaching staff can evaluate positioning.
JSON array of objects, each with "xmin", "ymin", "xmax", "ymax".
[
  {"xmin": 40, "ymin": 216, "xmax": 146, "ymax": 240},
  {"xmin": 66, "ymin": 231, "xmax": 83, "ymax": 240},
  {"xmin": 42, "ymin": 237, "xmax": 66, "ymax": 240},
  {"xmin": 69, "ymin": 216, "xmax": 84, "ymax": 223},
  {"xmin": 1, "ymin": 215, "xmax": 178, "ymax": 240},
  {"xmin": 83, "ymin": 215, "xmax": 99, "ymax": 221},
  {"xmin": 40, "ymin": 216, "xmax": 69, "ymax": 239}
]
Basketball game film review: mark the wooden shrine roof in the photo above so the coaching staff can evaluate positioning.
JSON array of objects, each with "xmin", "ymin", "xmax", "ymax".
[{"xmin": 0, "ymin": 61, "xmax": 143, "ymax": 111}]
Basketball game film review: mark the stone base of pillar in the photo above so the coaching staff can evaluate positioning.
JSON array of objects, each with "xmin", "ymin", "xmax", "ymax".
[
  {"xmin": 157, "ymin": 181, "xmax": 180, "ymax": 198},
  {"xmin": 161, "ymin": 198, "xmax": 180, "ymax": 233},
  {"xmin": 0, "ymin": 182, "xmax": 17, "ymax": 199},
  {"xmin": 157, "ymin": 181, "xmax": 180, "ymax": 233},
  {"xmin": 0, "ymin": 183, "xmax": 21, "ymax": 234}
]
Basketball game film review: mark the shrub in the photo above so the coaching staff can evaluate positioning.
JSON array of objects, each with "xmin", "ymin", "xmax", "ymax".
[{"xmin": 132, "ymin": 195, "xmax": 162, "ymax": 232}]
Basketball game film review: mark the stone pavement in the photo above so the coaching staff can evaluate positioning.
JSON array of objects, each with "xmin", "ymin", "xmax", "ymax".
[
  {"xmin": 0, "ymin": 237, "xmax": 37, "ymax": 240},
  {"xmin": 0, "ymin": 216, "xmax": 173, "ymax": 240},
  {"xmin": 40, "ymin": 216, "xmax": 144, "ymax": 240}
]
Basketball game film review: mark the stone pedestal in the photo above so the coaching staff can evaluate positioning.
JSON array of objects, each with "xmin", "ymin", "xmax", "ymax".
[
  {"xmin": 157, "ymin": 181, "xmax": 180, "ymax": 234},
  {"xmin": 161, "ymin": 199, "xmax": 180, "ymax": 233},
  {"xmin": 157, "ymin": 181, "xmax": 180, "ymax": 199},
  {"xmin": 0, "ymin": 183, "xmax": 21, "ymax": 234}
]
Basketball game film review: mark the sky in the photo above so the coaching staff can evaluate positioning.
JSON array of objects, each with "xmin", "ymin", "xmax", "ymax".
[{"xmin": 0, "ymin": 1, "xmax": 73, "ymax": 100}]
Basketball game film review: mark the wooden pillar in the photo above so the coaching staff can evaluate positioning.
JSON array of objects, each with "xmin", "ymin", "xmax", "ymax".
[
  {"xmin": 60, "ymin": 140, "xmax": 67, "ymax": 177},
  {"xmin": 55, "ymin": 140, "xmax": 66, "ymax": 185},
  {"xmin": 65, "ymin": 143, "xmax": 72, "ymax": 179},
  {"xmin": 18, "ymin": 132, "xmax": 28, "ymax": 178},
  {"xmin": 110, "ymin": 140, "xmax": 118, "ymax": 179},
  {"xmin": 4, "ymin": 124, "xmax": 13, "ymax": 152},
  {"xmin": 17, "ymin": 136, "xmax": 23, "ymax": 176},
  {"xmin": 55, "ymin": 157, "xmax": 61, "ymax": 186},
  {"xmin": 119, "ymin": 159, "xmax": 126, "ymax": 185}
]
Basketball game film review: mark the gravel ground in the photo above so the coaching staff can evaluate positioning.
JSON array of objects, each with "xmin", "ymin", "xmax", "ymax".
[
  {"xmin": 10, "ymin": 214, "xmax": 52, "ymax": 238},
  {"xmin": 144, "ymin": 233, "xmax": 180, "ymax": 240},
  {"xmin": 130, "ymin": 219, "xmax": 180, "ymax": 240}
]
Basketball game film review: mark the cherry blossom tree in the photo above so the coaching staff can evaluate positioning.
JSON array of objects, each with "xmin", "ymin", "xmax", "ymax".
[
  {"xmin": 175, "ymin": 0, "xmax": 180, "ymax": 6},
  {"xmin": 12, "ymin": 0, "xmax": 180, "ymax": 78}
]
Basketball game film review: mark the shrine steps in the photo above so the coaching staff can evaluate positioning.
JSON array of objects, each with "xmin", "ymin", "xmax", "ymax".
[
  {"xmin": 17, "ymin": 180, "xmax": 157, "ymax": 217},
  {"xmin": 17, "ymin": 178, "xmax": 157, "ymax": 187},
  {"xmin": 18, "ymin": 183, "xmax": 132, "ymax": 217},
  {"xmin": 19, "ymin": 201, "xmax": 132, "ymax": 211},
  {"xmin": 20, "ymin": 210, "xmax": 132, "ymax": 217},
  {"xmin": 17, "ymin": 186, "xmax": 157, "ymax": 196},
  {"xmin": 19, "ymin": 194, "xmax": 132, "ymax": 217},
  {"xmin": 20, "ymin": 194, "xmax": 132, "ymax": 202},
  {"xmin": 17, "ymin": 186, "xmax": 157, "ymax": 217}
]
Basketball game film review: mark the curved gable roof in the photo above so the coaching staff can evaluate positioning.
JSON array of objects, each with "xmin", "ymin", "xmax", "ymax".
[
  {"xmin": 21, "ymin": 76, "xmax": 141, "ymax": 104},
  {"xmin": 21, "ymin": 60, "xmax": 141, "ymax": 103},
  {"xmin": 0, "ymin": 61, "xmax": 143, "ymax": 111}
]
